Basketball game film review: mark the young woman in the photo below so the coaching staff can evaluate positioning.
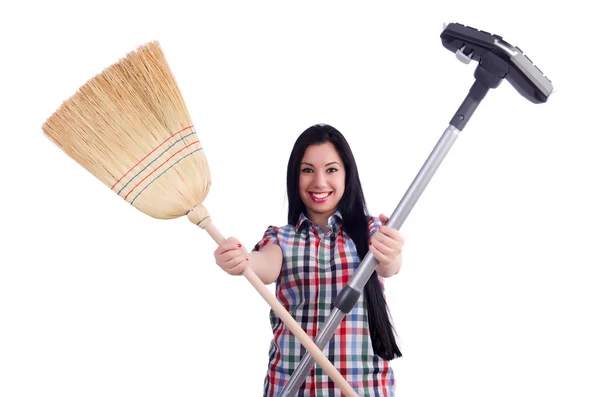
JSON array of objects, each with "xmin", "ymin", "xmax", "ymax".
[{"xmin": 214, "ymin": 123, "xmax": 404, "ymax": 396}]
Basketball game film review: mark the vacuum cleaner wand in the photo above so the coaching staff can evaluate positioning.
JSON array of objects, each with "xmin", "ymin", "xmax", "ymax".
[{"xmin": 280, "ymin": 23, "xmax": 554, "ymax": 397}]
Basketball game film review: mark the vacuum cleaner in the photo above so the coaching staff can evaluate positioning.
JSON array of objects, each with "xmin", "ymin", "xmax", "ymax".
[{"xmin": 280, "ymin": 22, "xmax": 554, "ymax": 396}]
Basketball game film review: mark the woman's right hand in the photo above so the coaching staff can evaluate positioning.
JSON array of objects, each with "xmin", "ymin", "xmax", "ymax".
[{"xmin": 214, "ymin": 237, "xmax": 249, "ymax": 275}]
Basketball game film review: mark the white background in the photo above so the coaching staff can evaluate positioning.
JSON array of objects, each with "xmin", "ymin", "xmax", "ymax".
[{"xmin": 1, "ymin": 1, "xmax": 599, "ymax": 396}]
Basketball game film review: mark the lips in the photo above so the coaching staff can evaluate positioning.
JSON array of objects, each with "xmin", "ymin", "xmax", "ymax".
[{"xmin": 309, "ymin": 191, "xmax": 333, "ymax": 203}]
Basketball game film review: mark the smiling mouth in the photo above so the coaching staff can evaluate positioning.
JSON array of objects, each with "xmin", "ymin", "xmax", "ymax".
[{"xmin": 309, "ymin": 192, "xmax": 333, "ymax": 203}]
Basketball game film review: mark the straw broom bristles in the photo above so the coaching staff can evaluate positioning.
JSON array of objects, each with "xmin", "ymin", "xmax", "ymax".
[
  {"xmin": 42, "ymin": 41, "xmax": 209, "ymax": 220},
  {"xmin": 41, "ymin": 42, "xmax": 359, "ymax": 396}
]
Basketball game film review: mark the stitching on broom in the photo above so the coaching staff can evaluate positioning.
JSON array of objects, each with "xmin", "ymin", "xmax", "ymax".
[
  {"xmin": 130, "ymin": 148, "xmax": 204, "ymax": 205},
  {"xmin": 111, "ymin": 125, "xmax": 194, "ymax": 190},
  {"xmin": 124, "ymin": 141, "xmax": 201, "ymax": 201},
  {"xmin": 117, "ymin": 131, "xmax": 197, "ymax": 195},
  {"xmin": 196, "ymin": 216, "xmax": 210, "ymax": 226},
  {"xmin": 186, "ymin": 205, "xmax": 210, "ymax": 225}
]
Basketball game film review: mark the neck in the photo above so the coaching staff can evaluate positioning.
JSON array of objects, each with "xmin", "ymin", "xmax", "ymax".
[{"xmin": 307, "ymin": 210, "xmax": 335, "ymax": 230}]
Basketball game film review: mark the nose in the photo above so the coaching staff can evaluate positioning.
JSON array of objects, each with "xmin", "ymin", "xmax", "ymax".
[{"xmin": 313, "ymin": 170, "xmax": 327, "ymax": 188}]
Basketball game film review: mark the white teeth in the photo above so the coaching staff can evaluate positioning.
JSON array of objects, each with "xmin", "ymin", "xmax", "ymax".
[{"xmin": 312, "ymin": 192, "xmax": 329, "ymax": 198}]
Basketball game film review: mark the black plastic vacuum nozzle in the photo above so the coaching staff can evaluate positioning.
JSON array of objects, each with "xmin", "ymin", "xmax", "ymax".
[
  {"xmin": 441, "ymin": 23, "xmax": 554, "ymax": 104},
  {"xmin": 441, "ymin": 23, "xmax": 554, "ymax": 130}
]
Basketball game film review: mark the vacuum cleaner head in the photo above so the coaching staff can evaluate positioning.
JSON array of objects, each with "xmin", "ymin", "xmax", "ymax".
[{"xmin": 441, "ymin": 23, "xmax": 554, "ymax": 104}]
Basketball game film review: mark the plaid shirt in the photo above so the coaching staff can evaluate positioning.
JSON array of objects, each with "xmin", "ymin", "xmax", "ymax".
[{"xmin": 253, "ymin": 211, "xmax": 395, "ymax": 397}]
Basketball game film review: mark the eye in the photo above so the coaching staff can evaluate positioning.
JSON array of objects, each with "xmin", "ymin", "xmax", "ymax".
[
  {"xmin": 326, "ymin": 167, "xmax": 338, "ymax": 173},
  {"xmin": 301, "ymin": 168, "xmax": 314, "ymax": 173}
]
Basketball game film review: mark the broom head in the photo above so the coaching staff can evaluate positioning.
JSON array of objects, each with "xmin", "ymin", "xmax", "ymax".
[{"xmin": 42, "ymin": 41, "xmax": 211, "ymax": 223}]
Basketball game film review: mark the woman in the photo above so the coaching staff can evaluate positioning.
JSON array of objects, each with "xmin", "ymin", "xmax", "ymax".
[{"xmin": 214, "ymin": 123, "xmax": 404, "ymax": 396}]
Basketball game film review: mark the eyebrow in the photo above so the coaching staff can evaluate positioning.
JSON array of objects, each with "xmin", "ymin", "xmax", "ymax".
[{"xmin": 300, "ymin": 162, "xmax": 342, "ymax": 167}]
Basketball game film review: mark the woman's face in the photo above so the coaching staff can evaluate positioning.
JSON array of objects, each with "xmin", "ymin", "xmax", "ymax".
[{"xmin": 299, "ymin": 142, "xmax": 346, "ymax": 223}]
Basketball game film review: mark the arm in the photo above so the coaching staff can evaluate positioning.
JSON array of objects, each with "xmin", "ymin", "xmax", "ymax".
[
  {"xmin": 369, "ymin": 214, "xmax": 404, "ymax": 278},
  {"xmin": 249, "ymin": 243, "xmax": 283, "ymax": 285},
  {"xmin": 214, "ymin": 237, "xmax": 282, "ymax": 285},
  {"xmin": 375, "ymin": 253, "xmax": 402, "ymax": 278}
]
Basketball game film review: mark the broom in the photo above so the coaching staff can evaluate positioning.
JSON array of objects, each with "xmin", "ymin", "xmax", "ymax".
[{"xmin": 41, "ymin": 41, "xmax": 358, "ymax": 397}]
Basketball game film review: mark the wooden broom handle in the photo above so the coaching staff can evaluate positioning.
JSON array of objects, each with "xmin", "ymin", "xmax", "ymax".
[{"xmin": 200, "ymin": 220, "xmax": 358, "ymax": 397}]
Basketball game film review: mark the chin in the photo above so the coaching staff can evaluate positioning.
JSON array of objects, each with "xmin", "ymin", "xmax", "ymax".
[{"xmin": 311, "ymin": 206, "xmax": 336, "ymax": 215}]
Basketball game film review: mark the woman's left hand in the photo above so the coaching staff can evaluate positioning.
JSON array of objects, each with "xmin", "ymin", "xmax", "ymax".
[{"xmin": 370, "ymin": 214, "xmax": 404, "ymax": 277}]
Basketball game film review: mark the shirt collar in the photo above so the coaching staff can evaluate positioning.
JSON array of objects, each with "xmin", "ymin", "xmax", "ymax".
[{"xmin": 295, "ymin": 210, "xmax": 343, "ymax": 232}]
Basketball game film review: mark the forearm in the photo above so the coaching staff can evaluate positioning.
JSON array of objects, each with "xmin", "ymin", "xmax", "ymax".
[
  {"xmin": 248, "ymin": 244, "xmax": 282, "ymax": 285},
  {"xmin": 375, "ymin": 253, "xmax": 403, "ymax": 278}
]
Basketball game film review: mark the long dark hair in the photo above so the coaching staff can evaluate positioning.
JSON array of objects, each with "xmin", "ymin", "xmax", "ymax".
[{"xmin": 286, "ymin": 123, "xmax": 401, "ymax": 360}]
